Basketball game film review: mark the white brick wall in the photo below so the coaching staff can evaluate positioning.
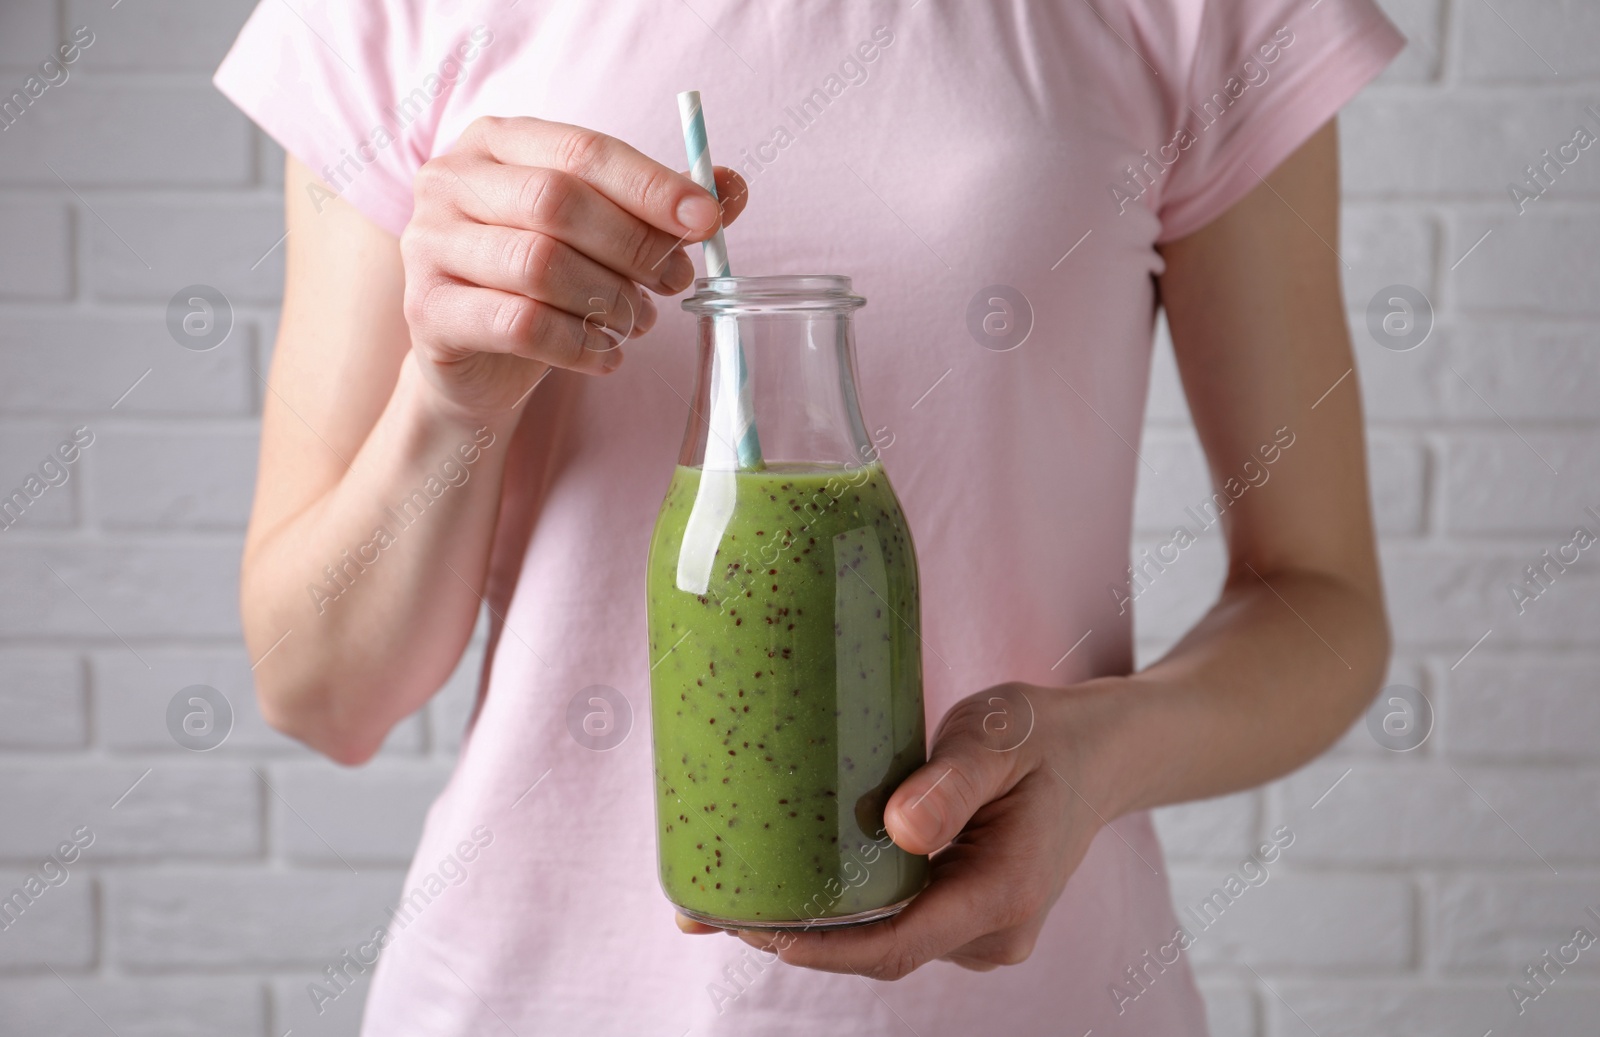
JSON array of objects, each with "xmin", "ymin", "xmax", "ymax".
[{"xmin": 0, "ymin": 2, "xmax": 1593, "ymax": 1035}]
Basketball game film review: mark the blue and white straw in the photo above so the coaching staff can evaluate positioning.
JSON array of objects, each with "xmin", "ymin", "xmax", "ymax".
[{"xmin": 677, "ymin": 90, "xmax": 763, "ymax": 471}]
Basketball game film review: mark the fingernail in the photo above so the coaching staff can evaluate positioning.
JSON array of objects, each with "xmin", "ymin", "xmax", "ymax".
[
  {"xmin": 676, "ymin": 194, "xmax": 720, "ymax": 233},
  {"xmin": 662, "ymin": 251, "xmax": 695, "ymax": 293},
  {"xmin": 638, "ymin": 293, "xmax": 658, "ymax": 328}
]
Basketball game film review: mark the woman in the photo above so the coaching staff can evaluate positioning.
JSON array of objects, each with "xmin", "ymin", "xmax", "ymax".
[{"xmin": 217, "ymin": 1, "xmax": 1402, "ymax": 1033}]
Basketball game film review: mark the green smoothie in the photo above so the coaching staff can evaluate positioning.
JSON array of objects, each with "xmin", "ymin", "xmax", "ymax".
[{"xmin": 646, "ymin": 460, "xmax": 929, "ymax": 928}]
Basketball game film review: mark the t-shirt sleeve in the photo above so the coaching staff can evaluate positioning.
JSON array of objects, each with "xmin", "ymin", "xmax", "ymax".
[
  {"xmin": 1154, "ymin": 0, "xmax": 1404, "ymax": 242},
  {"xmin": 214, "ymin": 1, "xmax": 443, "ymax": 236}
]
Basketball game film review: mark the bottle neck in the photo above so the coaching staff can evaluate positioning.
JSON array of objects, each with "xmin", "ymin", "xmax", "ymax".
[{"xmin": 679, "ymin": 277, "xmax": 873, "ymax": 472}]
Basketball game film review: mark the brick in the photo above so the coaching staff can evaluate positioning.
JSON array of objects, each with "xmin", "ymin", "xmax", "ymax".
[
  {"xmin": 92, "ymin": 425, "xmax": 258, "ymax": 529},
  {"xmin": 0, "ymin": 200, "xmax": 71, "ymax": 298},
  {"xmin": 0, "ymin": 976, "xmax": 263, "ymax": 1037},
  {"xmin": 1445, "ymin": 657, "xmax": 1600, "ymax": 761},
  {"xmin": 259, "ymin": 131, "xmax": 286, "ymax": 188},
  {"xmin": 1153, "ymin": 791, "xmax": 1259, "ymax": 862},
  {"xmin": 0, "ymin": 543, "xmax": 242, "ymax": 639},
  {"xmin": 65, "ymin": 0, "xmax": 256, "ymax": 71},
  {"xmin": 253, "ymin": 311, "xmax": 280, "ymax": 386},
  {"xmin": 0, "ymin": 866, "xmax": 94, "ymax": 969},
  {"xmin": 1274, "ymin": 761, "xmax": 1600, "ymax": 865},
  {"xmin": 273, "ymin": 973, "xmax": 369, "ymax": 1037},
  {"xmin": 1264, "ymin": 981, "xmax": 1600, "ymax": 1037},
  {"xmin": 0, "ymin": 84, "xmax": 251, "ymax": 187},
  {"xmin": 1197, "ymin": 981, "xmax": 1257, "ymax": 1037},
  {"xmin": 0, "ymin": 316, "xmax": 253, "ymax": 416},
  {"xmin": 1343, "ymin": 92, "xmax": 1600, "ymax": 198},
  {"xmin": 0, "ymin": 763, "xmax": 259, "ymax": 859},
  {"xmin": 269, "ymin": 761, "xmax": 450, "ymax": 864},
  {"xmin": 87, "ymin": 198, "xmax": 285, "ymax": 303},
  {"xmin": 1356, "ymin": 320, "xmax": 1600, "ymax": 424},
  {"xmin": 1371, "ymin": 0, "xmax": 1444, "ymax": 83},
  {"xmin": 1349, "ymin": 326, "xmax": 1445, "ymax": 423},
  {"xmin": 0, "ymin": 422, "xmax": 86, "ymax": 529},
  {"xmin": 1434, "ymin": 875, "xmax": 1600, "ymax": 972},
  {"xmin": 1171, "ymin": 870, "xmax": 1411, "ymax": 969},
  {"xmin": 1451, "ymin": 211, "xmax": 1600, "ymax": 316},
  {"xmin": 0, "ymin": 5, "xmax": 57, "ymax": 67},
  {"xmin": 108, "ymin": 870, "xmax": 402, "ymax": 967},
  {"xmin": 1367, "ymin": 433, "xmax": 1426, "ymax": 535},
  {"xmin": 92, "ymin": 648, "xmax": 423, "ymax": 755},
  {"xmin": 1456, "ymin": 0, "xmax": 1600, "ymax": 82},
  {"xmin": 0, "ymin": 650, "xmax": 86, "ymax": 748},
  {"xmin": 1436, "ymin": 321, "xmax": 1600, "ymax": 421},
  {"xmin": 1341, "ymin": 204, "xmax": 1435, "ymax": 311},
  {"xmin": 1443, "ymin": 433, "xmax": 1600, "ymax": 534},
  {"xmin": 94, "ymin": 647, "xmax": 291, "ymax": 753},
  {"xmin": 1380, "ymin": 545, "xmax": 1600, "ymax": 648}
]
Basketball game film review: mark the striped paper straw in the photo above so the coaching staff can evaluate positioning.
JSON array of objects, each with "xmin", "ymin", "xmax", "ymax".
[{"xmin": 677, "ymin": 90, "xmax": 764, "ymax": 471}]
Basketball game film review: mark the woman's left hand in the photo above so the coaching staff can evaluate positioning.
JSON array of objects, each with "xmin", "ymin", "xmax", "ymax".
[{"xmin": 681, "ymin": 679, "xmax": 1131, "ymax": 980}]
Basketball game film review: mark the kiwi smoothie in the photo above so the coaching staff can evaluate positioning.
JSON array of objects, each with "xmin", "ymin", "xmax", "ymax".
[{"xmin": 645, "ymin": 460, "xmax": 929, "ymax": 928}]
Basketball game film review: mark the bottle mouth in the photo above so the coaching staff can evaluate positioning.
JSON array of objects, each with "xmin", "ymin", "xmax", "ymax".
[{"xmin": 681, "ymin": 274, "xmax": 866, "ymax": 315}]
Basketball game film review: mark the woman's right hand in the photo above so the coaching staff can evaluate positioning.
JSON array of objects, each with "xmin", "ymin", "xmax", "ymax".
[{"xmin": 399, "ymin": 116, "xmax": 750, "ymax": 421}]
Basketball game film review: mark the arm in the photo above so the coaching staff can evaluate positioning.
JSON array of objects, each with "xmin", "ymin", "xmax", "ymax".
[
  {"xmin": 240, "ymin": 158, "xmax": 517, "ymax": 765},
  {"xmin": 1093, "ymin": 118, "xmax": 1389, "ymax": 813},
  {"xmin": 724, "ymin": 120, "xmax": 1391, "ymax": 975},
  {"xmin": 242, "ymin": 123, "xmax": 746, "ymax": 764}
]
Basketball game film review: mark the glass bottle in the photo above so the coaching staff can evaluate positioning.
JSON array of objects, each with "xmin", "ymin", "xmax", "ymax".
[{"xmin": 645, "ymin": 275, "xmax": 928, "ymax": 930}]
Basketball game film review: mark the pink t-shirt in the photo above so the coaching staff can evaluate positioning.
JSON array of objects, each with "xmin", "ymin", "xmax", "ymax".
[{"xmin": 217, "ymin": 3, "xmax": 1401, "ymax": 1033}]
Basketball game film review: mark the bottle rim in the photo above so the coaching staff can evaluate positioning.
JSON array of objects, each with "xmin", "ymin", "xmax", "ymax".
[{"xmin": 681, "ymin": 274, "xmax": 866, "ymax": 314}]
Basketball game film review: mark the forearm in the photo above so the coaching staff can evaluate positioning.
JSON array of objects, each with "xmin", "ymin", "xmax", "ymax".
[
  {"xmin": 241, "ymin": 353, "xmax": 521, "ymax": 762},
  {"xmin": 1077, "ymin": 565, "xmax": 1391, "ymax": 820}
]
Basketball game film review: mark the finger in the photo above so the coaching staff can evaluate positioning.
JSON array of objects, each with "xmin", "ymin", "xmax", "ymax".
[
  {"xmin": 940, "ymin": 954, "xmax": 1000, "ymax": 972},
  {"xmin": 675, "ymin": 912, "xmax": 723, "ymax": 935},
  {"xmin": 731, "ymin": 842, "xmax": 1008, "ymax": 981},
  {"xmin": 408, "ymin": 280, "xmax": 621, "ymax": 376},
  {"xmin": 428, "ymin": 222, "xmax": 655, "ymax": 339},
  {"xmin": 939, "ymin": 920, "xmax": 1044, "ymax": 970},
  {"xmin": 667, "ymin": 166, "xmax": 750, "ymax": 230},
  {"xmin": 468, "ymin": 116, "xmax": 724, "ymax": 238},
  {"xmin": 436, "ymin": 159, "xmax": 698, "ymax": 294},
  {"xmin": 883, "ymin": 694, "xmax": 1030, "ymax": 855}
]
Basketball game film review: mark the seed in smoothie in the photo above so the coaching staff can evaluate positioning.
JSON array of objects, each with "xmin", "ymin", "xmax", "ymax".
[{"xmin": 646, "ymin": 461, "xmax": 928, "ymax": 926}]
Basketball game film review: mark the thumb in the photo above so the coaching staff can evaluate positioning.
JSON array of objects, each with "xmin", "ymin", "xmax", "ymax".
[
  {"xmin": 883, "ymin": 689, "xmax": 1034, "ymax": 855},
  {"xmin": 679, "ymin": 168, "xmax": 750, "ymax": 230}
]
